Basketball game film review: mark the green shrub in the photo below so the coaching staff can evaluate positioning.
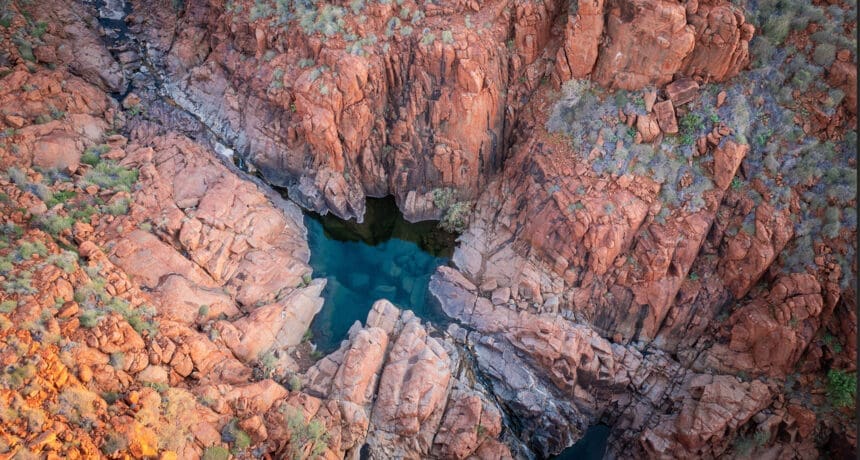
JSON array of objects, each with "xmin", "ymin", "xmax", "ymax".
[
  {"xmin": 284, "ymin": 408, "xmax": 329, "ymax": 460},
  {"xmin": 17, "ymin": 241, "xmax": 47, "ymax": 259},
  {"xmin": 79, "ymin": 310, "xmax": 100, "ymax": 328},
  {"xmin": 104, "ymin": 297, "xmax": 158, "ymax": 336},
  {"xmin": 80, "ymin": 148, "xmax": 101, "ymax": 166},
  {"xmin": 46, "ymin": 190, "xmax": 76, "ymax": 207},
  {"xmin": 0, "ymin": 300, "xmax": 16, "ymax": 313},
  {"xmin": 431, "ymin": 187, "xmax": 457, "ymax": 210},
  {"xmin": 13, "ymin": 35, "xmax": 34, "ymax": 62},
  {"xmin": 202, "ymin": 446, "xmax": 230, "ymax": 460},
  {"xmin": 105, "ymin": 198, "xmax": 130, "ymax": 216},
  {"xmin": 679, "ymin": 113, "xmax": 704, "ymax": 135},
  {"xmin": 101, "ymin": 431, "xmax": 129, "ymax": 455},
  {"xmin": 58, "ymin": 386, "xmax": 100, "ymax": 427},
  {"xmin": 71, "ymin": 203, "xmax": 99, "ymax": 222},
  {"xmin": 827, "ymin": 369, "xmax": 856, "ymax": 408},
  {"xmin": 288, "ymin": 374, "xmax": 302, "ymax": 392},
  {"xmin": 0, "ymin": 363, "xmax": 36, "ymax": 389},
  {"xmin": 249, "ymin": 0, "xmax": 273, "ymax": 20},
  {"xmin": 385, "ymin": 17, "xmax": 400, "ymax": 37},
  {"xmin": 30, "ymin": 21, "xmax": 47, "ymax": 38},
  {"xmin": 0, "ymin": 6, "xmax": 13, "ymax": 28},
  {"xmin": 410, "ymin": 9, "xmax": 424, "ymax": 24},
  {"xmin": 7, "ymin": 166, "xmax": 28, "ymax": 187},
  {"xmin": 270, "ymin": 68, "xmax": 285, "ymax": 90},
  {"xmin": 35, "ymin": 213, "xmax": 74, "ymax": 236},
  {"xmin": 3, "ymin": 270, "xmax": 34, "ymax": 294},
  {"xmin": 109, "ymin": 352, "xmax": 125, "ymax": 370},
  {"xmin": 440, "ymin": 202, "xmax": 471, "ymax": 233},
  {"xmin": 82, "ymin": 161, "xmax": 138, "ymax": 192},
  {"xmin": 221, "ymin": 418, "xmax": 252, "ymax": 449},
  {"xmin": 762, "ymin": 14, "xmax": 792, "ymax": 44},
  {"xmin": 258, "ymin": 350, "xmax": 278, "ymax": 379},
  {"xmin": 46, "ymin": 250, "xmax": 77, "ymax": 273},
  {"xmin": 822, "ymin": 332, "xmax": 843, "ymax": 353},
  {"xmin": 813, "ymin": 43, "xmax": 836, "ymax": 67},
  {"xmin": 420, "ymin": 29, "xmax": 435, "ymax": 46},
  {"xmin": 30, "ymin": 182, "xmax": 53, "ymax": 202}
]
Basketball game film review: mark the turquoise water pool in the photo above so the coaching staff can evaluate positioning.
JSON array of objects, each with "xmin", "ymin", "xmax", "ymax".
[{"xmin": 304, "ymin": 197, "xmax": 456, "ymax": 353}]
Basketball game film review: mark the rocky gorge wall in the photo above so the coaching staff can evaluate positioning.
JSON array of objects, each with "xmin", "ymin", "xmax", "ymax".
[
  {"xmin": 0, "ymin": 1, "xmax": 515, "ymax": 458},
  {"xmin": 0, "ymin": 0, "xmax": 856, "ymax": 458},
  {"xmin": 127, "ymin": 0, "xmax": 756, "ymax": 224}
]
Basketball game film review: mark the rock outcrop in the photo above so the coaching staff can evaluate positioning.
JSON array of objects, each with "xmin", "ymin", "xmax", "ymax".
[
  {"xmin": 0, "ymin": 0, "xmax": 855, "ymax": 458},
  {"xmin": 0, "ymin": 11, "xmax": 511, "ymax": 455},
  {"xmin": 555, "ymin": 0, "xmax": 753, "ymax": 89},
  {"xmin": 126, "ymin": 0, "xmax": 755, "ymax": 222}
]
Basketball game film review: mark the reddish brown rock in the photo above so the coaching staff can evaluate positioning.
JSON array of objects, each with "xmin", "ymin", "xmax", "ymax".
[
  {"xmin": 828, "ymin": 60, "xmax": 858, "ymax": 115},
  {"xmin": 555, "ymin": 0, "xmax": 605, "ymax": 80},
  {"xmin": 665, "ymin": 78, "xmax": 700, "ymax": 106},
  {"xmin": 636, "ymin": 113, "xmax": 661, "ymax": 142},
  {"xmin": 432, "ymin": 388, "xmax": 504, "ymax": 459},
  {"xmin": 367, "ymin": 319, "xmax": 453, "ymax": 457},
  {"xmin": 719, "ymin": 202, "xmax": 794, "ymax": 299},
  {"xmin": 641, "ymin": 375, "xmax": 772, "ymax": 457},
  {"xmin": 700, "ymin": 274, "xmax": 826, "ymax": 377},
  {"xmin": 591, "ymin": 0, "xmax": 695, "ymax": 90},
  {"xmin": 653, "ymin": 100, "xmax": 679, "ymax": 134},
  {"xmin": 681, "ymin": 2, "xmax": 754, "ymax": 82}
]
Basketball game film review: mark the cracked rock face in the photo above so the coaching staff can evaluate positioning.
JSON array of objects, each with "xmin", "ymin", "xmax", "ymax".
[
  {"xmin": 128, "ymin": 0, "xmax": 753, "ymax": 223},
  {"xmin": 0, "ymin": 0, "xmax": 855, "ymax": 458}
]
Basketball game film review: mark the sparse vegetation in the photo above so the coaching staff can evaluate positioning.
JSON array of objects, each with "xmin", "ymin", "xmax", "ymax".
[
  {"xmin": 221, "ymin": 418, "xmax": 252, "ymax": 450},
  {"xmin": 105, "ymin": 198, "xmax": 130, "ymax": 216},
  {"xmin": 101, "ymin": 431, "xmax": 129, "ymax": 456},
  {"xmin": 827, "ymin": 369, "xmax": 856, "ymax": 408},
  {"xmin": 284, "ymin": 408, "xmax": 330, "ymax": 460},
  {"xmin": 34, "ymin": 213, "xmax": 74, "ymax": 236},
  {"xmin": 57, "ymin": 386, "xmax": 101, "ymax": 428},
  {"xmin": 440, "ymin": 201, "xmax": 471, "ymax": 233},
  {"xmin": 420, "ymin": 28, "xmax": 435, "ymax": 46},
  {"xmin": 202, "ymin": 446, "xmax": 230, "ymax": 460},
  {"xmin": 288, "ymin": 374, "xmax": 302, "ymax": 392},
  {"xmin": 82, "ymin": 160, "xmax": 139, "ymax": 192}
]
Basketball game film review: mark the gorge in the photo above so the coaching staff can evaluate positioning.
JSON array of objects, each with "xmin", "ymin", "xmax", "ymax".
[{"xmin": 0, "ymin": 0, "xmax": 856, "ymax": 458}]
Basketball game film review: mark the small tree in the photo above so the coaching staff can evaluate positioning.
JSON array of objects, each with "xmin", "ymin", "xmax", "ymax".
[{"xmin": 284, "ymin": 408, "xmax": 330, "ymax": 459}]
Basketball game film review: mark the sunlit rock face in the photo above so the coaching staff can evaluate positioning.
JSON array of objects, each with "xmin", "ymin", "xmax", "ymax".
[{"xmin": 0, "ymin": 0, "xmax": 855, "ymax": 457}]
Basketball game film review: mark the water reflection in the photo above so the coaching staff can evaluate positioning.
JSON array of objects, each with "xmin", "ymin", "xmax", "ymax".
[{"xmin": 305, "ymin": 197, "xmax": 456, "ymax": 353}]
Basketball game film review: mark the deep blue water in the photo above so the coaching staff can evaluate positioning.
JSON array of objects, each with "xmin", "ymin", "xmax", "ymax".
[
  {"xmin": 302, "ymin": 197, "xmax": 610, "ymax": 460},
  {"xmin": 305, "ymin": 197, "xmax": 456, "ymax": 353},
  {"xmin": 553, "ymin": 425, "xmax": 611, "ymax": 460}
]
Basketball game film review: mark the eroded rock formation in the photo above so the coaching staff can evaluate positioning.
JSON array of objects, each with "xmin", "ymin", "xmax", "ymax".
[{"xmin": 0, "ymin": 0, "xmax": 855, "ymax": 458}]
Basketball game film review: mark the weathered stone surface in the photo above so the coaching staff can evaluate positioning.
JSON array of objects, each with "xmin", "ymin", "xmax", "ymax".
[
  {"xmin": 681, "ymin": 1, "xmax": 754, "ymax": 82},
  {"xmin": 591, "ymin": 0, "xmax": 696, "ymax": 90},
  {"xmin": 699, "ymin": 274, "xmax": 826, "ymax": 377},
  {"xmin": 367, "ymin": 319, "xmax": 453, "ymax": 457},
  {"xmin": 654, "ymin": 100, "xmax": 679, "ymax": 133},
  {"xmin": 555, "ymin": 0, "xmax": 605, "ymax": 80},
  {"xmin": 0, "ymin": 0, "xmax": 854, "ymax": 458},
  {"xmin": 640, "ymin": 375, "xmax": 772, "ymax": 457},
  {"xmin": 665, "ymin": 78, "xmax": 700, "ymax": 106}
]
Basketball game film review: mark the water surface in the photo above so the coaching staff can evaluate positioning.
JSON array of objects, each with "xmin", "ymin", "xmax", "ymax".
[
  {"xmin": 305, "ymin": 197, "xmax": 456, "ymax": 353},
  {"xmin": 552, "ymin": 424, "xmax": 610, "ymax": 460}
]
